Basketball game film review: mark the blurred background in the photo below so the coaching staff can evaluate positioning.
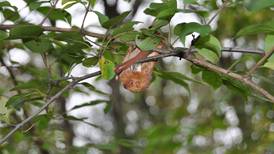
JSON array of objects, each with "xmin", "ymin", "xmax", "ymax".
[{"xmin": 0, "ymin": 0, "xmax": 274, "ymax": 154}]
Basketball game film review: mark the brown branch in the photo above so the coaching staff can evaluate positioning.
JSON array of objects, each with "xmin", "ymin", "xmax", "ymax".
[
  {"xmin": 0, "ymin": 71, "xmax": 101, "ymax": 145},
  {"xmin": 245, "ymin": 47, "xmax": 274, "ymax": 77},
  {"xmin": 0, "ymin": 57, "xmax": 19, "ymax": 88},
  {"xmin": 0, "ymin": 24, "xmax": 105, "ymax": 39},
  {"xmin": 80, "ymin": 2, "xmax": 91, "ymax": 33},
  {"xmin": 137, "ymin": 49, "xmax": 274, "ymax": 103}
]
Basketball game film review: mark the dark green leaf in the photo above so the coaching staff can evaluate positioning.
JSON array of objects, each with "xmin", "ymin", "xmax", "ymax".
[
  {"xmin": 34, "ymin": 114, "xmax": 51, "ymax": 130},
  {"xmin": 195, "ymin": 35, "xmax": 221, "ymax": 57},
  {"xmin": 112, "ymin": 21, "xmax": 139, "ymax": 36},
  {"xmin": 63, "ymin": 115, "xmax": 99, "ymax": 128},
  {"xmin": 144, "ymin": 0, "xmax": 177, "ymax": 20},
  {"xmin": 151, "ymin": 19, "xmax": 169, "ymax": 30},
  {"xmin": 117, "ymin": 31, "xmax": 139, "ymax": 42},
  {"xmin": 155, "ymin": 70, "xmax": 204, "ymax": 85},
  {"xmin": 174, "ymin": 22, "xmax": 211, "ymax": 43},
  {"xmin": 202, "ymin": 70, "xmax": 222, "ymax": 89},
  {"xmin": 154, "ymin": 70, "xmax": 190, "ymax": 93},
  {"xmin": 223, "ymin": 77, "xmax": 250, "ymax": 99},
  {"xmin": 5, "ymin": 92, "xmax": 42, "ymax": 110},
  {"xmin": 102, "ymin": 11, "xmax": 131, "ymax": 29},
  {"xmin": 69, "ymin": 100, "xmax": 109, "ymax": 111},
  {"xmin": 93, "ymin": 11, "xmax": 109, "ymax": 26},
  {"xmin": 136, "ymin": 36, "xmax": 161, "ymax": 51},
  {"xmin": 25, "ymin": 38, "xmax": 53, "ymax": 53},
  {"xmin": 0, "ymin": 30, "xmax": 8, "ymax": 41},
  {"xmin": 37, "ymin": 7, "xmax": 72, "ymax": 24},
  {"xmin": 2, "ymin": 9, "xmax": 20, "ymax": 21},
  {"xmin": 81, "ymin": 82, "xmax": 109, "ymax": 95},
  {"xmin": 82, "ymin": 56, "xmax": 99, "ymax": 67},
  {"xmin": 9, "ymin": 25, "xmax": 43, "ymax": 39}
]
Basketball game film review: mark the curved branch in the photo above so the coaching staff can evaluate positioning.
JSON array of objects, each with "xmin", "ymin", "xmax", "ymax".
[
  {"xmin": 0, "ymin": 71, "xmax": 101, "ymax": 145},
  {"xmin": 138, "ymin": 49, "xmax": 274, "ymax": 103}
]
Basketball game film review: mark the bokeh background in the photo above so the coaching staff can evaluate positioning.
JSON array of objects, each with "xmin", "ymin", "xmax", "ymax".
[{"xmin": 0, "ymin": 0, "xmax": 274, "ymax": 154}]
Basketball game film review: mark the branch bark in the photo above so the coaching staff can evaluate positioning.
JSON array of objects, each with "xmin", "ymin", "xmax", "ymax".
[{"xmin": 0, "ymin": 24, "xmax": 105, "ymax": 39}]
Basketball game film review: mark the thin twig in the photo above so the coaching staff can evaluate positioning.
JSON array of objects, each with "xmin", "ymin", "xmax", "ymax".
[
  {"xmin": 39, "ymin": 0, "xmax": 59, "ymax": 25},
  {"xmin": 207, "ymin": 2, "xmax": 227, "ymax": 25},
  {"xmin": 81, "ymin": 2, "xmax": 91, "ymax": 32},
  {"xmin": 0, "ymin": 57, "xmax": 19, "ymax": 88},
  {"xmin": 245, "ymin": 48, "xmax": 274, "ymax": 77},
  {"xmin": 0, "ymin": 71, "xmax": 101, "ymax": 145}
]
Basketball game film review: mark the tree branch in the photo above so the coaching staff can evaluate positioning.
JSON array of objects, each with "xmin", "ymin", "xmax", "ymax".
[
  {"xmin": 0, "ymin": 24, "xmax": 105, "ymax": 39},
  {"xmin": 0, "ymin": 71, "xmax": 101, "ymax": 145},
  {"xmin": 245, "ymin": 47, "xmax": 274, "ymax": 77},
  {"xmin": 137, "ymin": 49, "xmax": 274, "ymax": 103}
]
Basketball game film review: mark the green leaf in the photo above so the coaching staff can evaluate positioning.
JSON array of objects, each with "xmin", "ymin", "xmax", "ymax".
[
  {"xmin": 102, "ymin": 11, "xmax": 131, "ymax": 29},
  {"xmin": 112, "ymin": 21, "xmax": 139, "ymax": 36},
  {"xmin": 136, "ymin": 36, "xmax": 161, "ymax": 51},
  {"xmin": 174, "ymin": 22, "xmax": 211, "ymax": 43},
  {"xmin": 197, "ymin": 48, "xmax": 219, "ymax": 63},
  {"xmin": 263, "ymin": 35, "xmax": 274, "ymax": 70},
  {"xmin": 202, "ymin": 70, "xmax": 222, "ymax": 89},
  {"xmin": 155, "ymin": 70, "xmax": 204, "ymax": 85},
  {"xmin": 265, "ymin": 35, "xmax": 274, "ymax": 52},
  {"xmin": 144, "ymin": 0, "xmax": 177, "ymax": 20},
  {"xmin": 5, "ymin": 92, "xmax": 41, "ymax": 110},
  {"xmin": 9, "ymin": 25, "xmax": 43, "ymax": 39},
  {"xmin": 104, "ymin": 103, "xmax": 111, "ymax": 113},
  {"xmin": 37, "ymin": 7, "xmax": 72, "ymax": 24},
  {"xmin": 223, "ymin": 77, "xmax": 250, "ymax": 99},
  {"xmin": 82, "ymin": 56, "xmax": 99, "ymax": 67},
  {"xmin": 0, "ymin": 30, "xmax": 8, "ymax": 41},
  {"xmin": 99, "ymin": 57, "xmax": 115, "ymax": 80},
  {"xmin": 196, "ymin": 35, "xmax": 221, "ymax": 63},
  {"xmin": 34, "ymin": 114, "xmax": 51, "ymax": 130},
  {"xmin": 2, "ymin": 9, "xmax": 20, "ymax": 21},
  {"xmin": 81, "ymin": 82, "xmax": 109, "ymax": 95},
  {"xmin": 53, "ymin": 31, "xmax": 84, "ymax": 42},
  {"xmin": 245, "ymin": 0, "xmax": 274, "ymax": 11},
  {"xmin": 151, "ymin": 19, "xmax": 169, "ymax": 30},
  {"xmin": 154, "ymin": 70, "xmax": 190, "ymax": 93},
  {"xmin": 24, "ymin": 38, "xmax": 53, "ymax": 53},
  {"xmin": 63, "ymin": 115, "xmax": 99, "ymax": 128},
  {"xmin": 236, "ymin": 21, "xmax": 274, "ymax": 37},
  {"xmin": 93, "ymin": 11, "xmax": 109, "ymax": 26},
  {"xmin": 88, "ymin": 0, "xmax": 97, "ymax": 7},
  {"xmin": 117, "ymin": 31, "xmax": 139, "ymax": 42},
  {"xmin": 69, "ymin": 100, "xmax": 109, "ymax": 111}
]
